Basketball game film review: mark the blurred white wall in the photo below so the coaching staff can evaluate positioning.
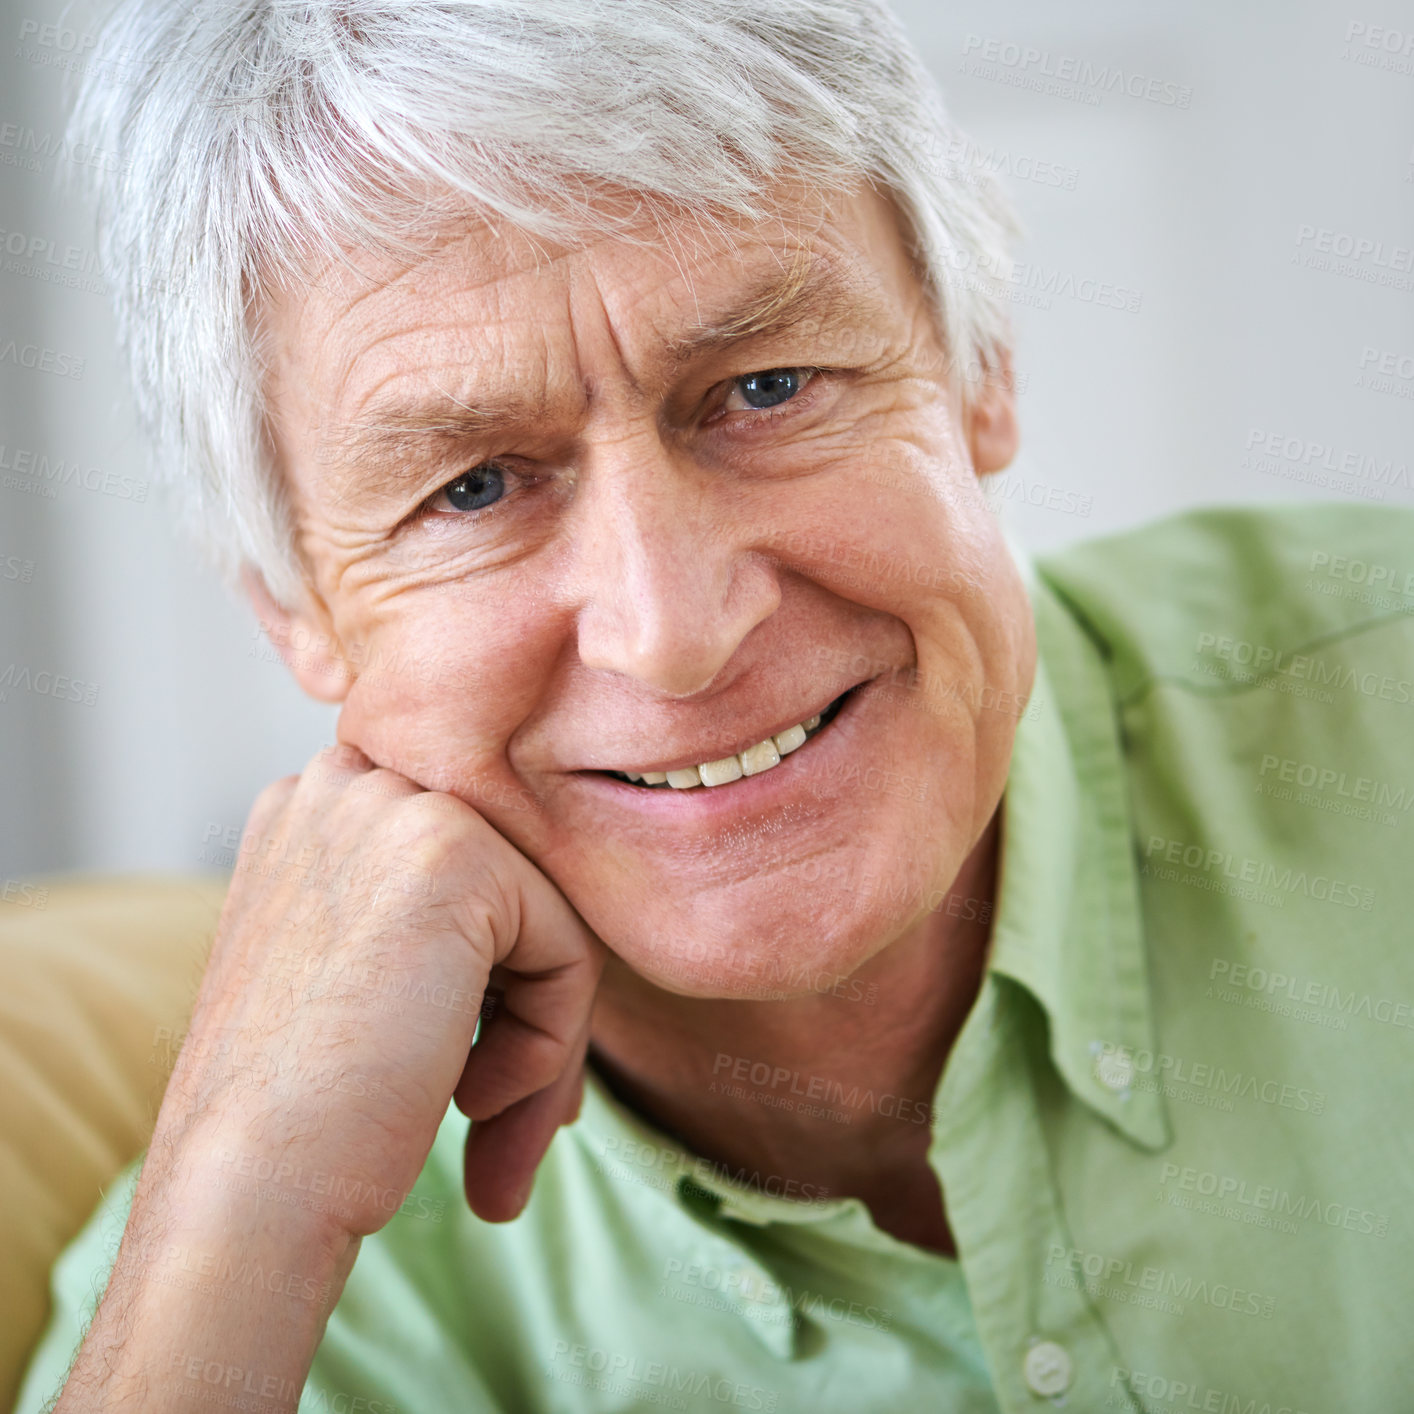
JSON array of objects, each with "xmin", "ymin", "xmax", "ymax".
[{"xmin": 2, "ymin": 0, "xmax": 1411, "ymax": 878}]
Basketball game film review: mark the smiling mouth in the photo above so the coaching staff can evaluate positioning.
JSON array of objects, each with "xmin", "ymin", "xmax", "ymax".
[{"xmin": 602, "ymin": 687, "xmax": 856, "ymax": 791}]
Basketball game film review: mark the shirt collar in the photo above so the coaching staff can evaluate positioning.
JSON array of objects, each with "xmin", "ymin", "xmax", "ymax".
[
  {"xmin": 574, "ymin": 537, "xmax": 1170, "ymax": 1236},
  {"xmin": 576, "ymin": 1068, "xmax": 825, "ymax": 1356},
  {"xmin": 983, "ymin": 560, "xmax": 1170, "ymax": 1151}
]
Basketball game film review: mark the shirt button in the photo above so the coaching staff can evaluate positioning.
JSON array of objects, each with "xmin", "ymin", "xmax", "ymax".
[
  {"xmin": 1093, "ymin": 1047, "xmax": 1134, "ymax": 1093},
  {"xmin": 1022, "ymin": 1339, "xmax": 1073, "ymax": 1398}
]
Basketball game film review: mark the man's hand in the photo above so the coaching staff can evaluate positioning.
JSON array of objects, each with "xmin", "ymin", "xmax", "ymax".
[
  {"xmin": 168, "ymin": 740, "xmax": 603, "ymax": 1229},
  {"xmin": 54, "ymin": 743, "xmax": 603, "ymax": 1412}
]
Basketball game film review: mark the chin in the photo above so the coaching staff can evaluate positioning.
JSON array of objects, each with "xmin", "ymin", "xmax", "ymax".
[{"xmin": 586, "ymin": 836, "xmax": 951, "ymax": 1002}]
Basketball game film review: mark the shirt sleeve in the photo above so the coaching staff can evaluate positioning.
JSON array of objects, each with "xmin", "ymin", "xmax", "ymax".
[
  {"xmin": 12, "ymin": 1116, "xmax": 508, "ymax": 1414},
  {"xmin": 12, "ymin": 1156, "xmax": 143, "ymax": 1414}
]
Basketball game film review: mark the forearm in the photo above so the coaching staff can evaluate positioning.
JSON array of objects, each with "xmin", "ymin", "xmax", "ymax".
[
  {"xmin": 54, "ymin": 1142, "xmax": 358, "ymax": 1414},
  {"xmin": 47, "ymin": 748, "xmax": 601, "ymax": 1408}
]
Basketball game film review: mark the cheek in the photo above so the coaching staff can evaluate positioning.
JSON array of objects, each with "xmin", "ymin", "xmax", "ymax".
[
  {"xmin": 778, "ymin": 442, "xmax": 1018, "ymax": 661},
  {"xmin": 331, "ymin": 591, "xmax": 552, "ymax": 796}
]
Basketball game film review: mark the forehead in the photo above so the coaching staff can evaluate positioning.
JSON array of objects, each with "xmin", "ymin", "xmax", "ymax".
[{"xmin": 263, "ymin": 179, "xmax": 925, "ymax": 427}]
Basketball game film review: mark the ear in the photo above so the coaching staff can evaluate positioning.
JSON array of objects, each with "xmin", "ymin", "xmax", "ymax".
[
  {"xmin": 963, "ymin": 349, "xmax": 1020, "ymax": 477},
  {"xmin": 240, "ymin": 564, "xmax": 353, "ymax": 704}
]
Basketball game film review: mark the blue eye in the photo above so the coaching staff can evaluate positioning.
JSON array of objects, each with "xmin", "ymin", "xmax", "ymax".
[
  {"xmin": 435, "ymin": 464, "xmax": 506, "ymax": 513},
  {"xmin": 734, "ymin": 368, "xmax": 803, "ymax": 409}
]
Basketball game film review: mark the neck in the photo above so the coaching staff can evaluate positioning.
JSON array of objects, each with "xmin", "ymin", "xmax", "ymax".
[{"xmin": 587, "ymin": 810, "xmax": 1001, "ymax": 1255}]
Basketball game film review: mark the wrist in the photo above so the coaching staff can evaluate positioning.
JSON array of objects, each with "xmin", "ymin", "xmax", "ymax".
[
  {"xmin": 138, "ymin": 1127, "xmax": 361, "ymax": 1295},
  {"xmin": 55, "ymin": 1133, "xmax": 361, "ymax": 1414}
]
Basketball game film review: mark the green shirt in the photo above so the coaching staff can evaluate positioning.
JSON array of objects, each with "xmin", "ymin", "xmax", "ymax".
[{"xmin": 18, "ymin": 504, "xmax": 1414, "ymax": 1413}]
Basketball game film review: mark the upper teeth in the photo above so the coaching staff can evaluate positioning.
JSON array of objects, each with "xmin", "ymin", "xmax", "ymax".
[{"xmin": 619, "ymin": 713, "xmax": 823, "ymax": 789}]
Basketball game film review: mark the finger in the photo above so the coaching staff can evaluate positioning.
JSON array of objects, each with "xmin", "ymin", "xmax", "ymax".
[
  {"xmin": 244, "ymin": 775, "xmax": 298, "ymax": 838},
  {"xmin": 287, "ymin": 741, "xmax": 375, "ymax": 804},
  {"xmin": 461, "ymin": 1026, "xmax": 590, "ymax": 1222},
  {"xmin": 454, "ymin": 948, "xmax": 603, "ymax": 1122},
  {"xmin": 443, "ymin": 818, "xmax": 605, "ymax": 1119},
  {"xmin": 457, "ymin": 816, "xmax": 604, "ymax": 977},
  {"xmin": 316, "ymin": 740, "xmax": 372, "ymax": 774},
  {"xmin": 476, "ymin": 977, "xmax": 507, "ymax": 1033},
  {"xmin": 230, "ymin": 777, "xmax": 299, "ymax": 886}
]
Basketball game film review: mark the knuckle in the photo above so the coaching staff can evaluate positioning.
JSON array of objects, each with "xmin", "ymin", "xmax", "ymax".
[
  {"xmin": 379, "ymin": 803, "xmax": 457, "ymax": 872},
  {"xmin": 326, "ymin": 741, "xmax": 371, "ymax": 772},
  {"xmin": 245, "ymin": 775, "xmax": 297, "ymax": 831},
  {"xmin": 351, "ymin": 766, "xmax": 421, "ymax": 804},
  {"xmin": 400, "ymin": 787, "xmax": 473, "ymax": 824},
  {"xmin": 304, "ymin": 740, "xmax": 370, "ymax": 787}
]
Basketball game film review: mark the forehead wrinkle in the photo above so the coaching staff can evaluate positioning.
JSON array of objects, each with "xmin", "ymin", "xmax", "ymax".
[
  {"xmin": 319, "ymin": 285, "xmax": 548, "ymax": 479},
  {"xmin": 308, "ymin": 234, "xmax": 563, "ymax": 398},
  {"xmin": 314, "ymin": 227, "xmax": 888, "ymax": 491},
  {"xmin": 330, "ymin": 237, "xmax": 568, "ymax": 412},
  {"xmin": 321, "ymin": 340, "xmax": 579, "ymax": 507},
  {"xmin": 570, "ymin": 259, "xmax": 641, "ymax": 403},
  {"xmin": 336, "ymin": 309, "xmax": 515, "ymax": 420},
  {"xmin": 658, "ymin": 246, "xmax": 886, "ymax": 376},
  {"xmin": 693, "ymin": 239, "xmax": 817, "ymax": 342}
]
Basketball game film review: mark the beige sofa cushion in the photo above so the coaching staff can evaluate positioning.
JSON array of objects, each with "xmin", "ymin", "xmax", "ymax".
[{"xmin": 0, "ymin": 873, "xmax": 229, "ymax": 1411}]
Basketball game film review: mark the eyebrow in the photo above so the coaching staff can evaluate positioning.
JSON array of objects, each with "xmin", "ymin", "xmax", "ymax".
[{"xmin": 323, "ymin": 251, "xmax": 886, "ymax": 484}]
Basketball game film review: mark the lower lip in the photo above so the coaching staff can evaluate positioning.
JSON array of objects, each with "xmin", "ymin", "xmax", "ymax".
[{"xmin": 571, "ymin": 682, "xmax": 875, "ymax": 820}]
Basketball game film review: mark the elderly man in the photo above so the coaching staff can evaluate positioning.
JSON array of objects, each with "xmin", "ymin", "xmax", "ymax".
[{"xmin": 15, "ymin": 1, "xmax": 1414, "ymax": 1411}]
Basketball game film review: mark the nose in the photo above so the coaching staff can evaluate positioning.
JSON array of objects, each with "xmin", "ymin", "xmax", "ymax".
[{"xmin": 569, "ymin": 432, "xmax": 781, "ymax": 698}]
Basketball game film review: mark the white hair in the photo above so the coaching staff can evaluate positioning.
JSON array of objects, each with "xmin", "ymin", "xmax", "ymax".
[{"xmin": 72, "ymin": 0, "xmax": 1017, "ymax": 610}]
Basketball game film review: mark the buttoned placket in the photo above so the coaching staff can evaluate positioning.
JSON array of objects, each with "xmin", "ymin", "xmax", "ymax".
[{"xmin": 926, "ymin": 577, "xmax": 1173, "ymax": 1412}]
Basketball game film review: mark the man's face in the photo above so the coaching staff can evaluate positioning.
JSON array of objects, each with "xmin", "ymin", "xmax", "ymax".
[{"xmin": 261, "ymin": 178, "xmax": 1036, "ymax": 998}]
